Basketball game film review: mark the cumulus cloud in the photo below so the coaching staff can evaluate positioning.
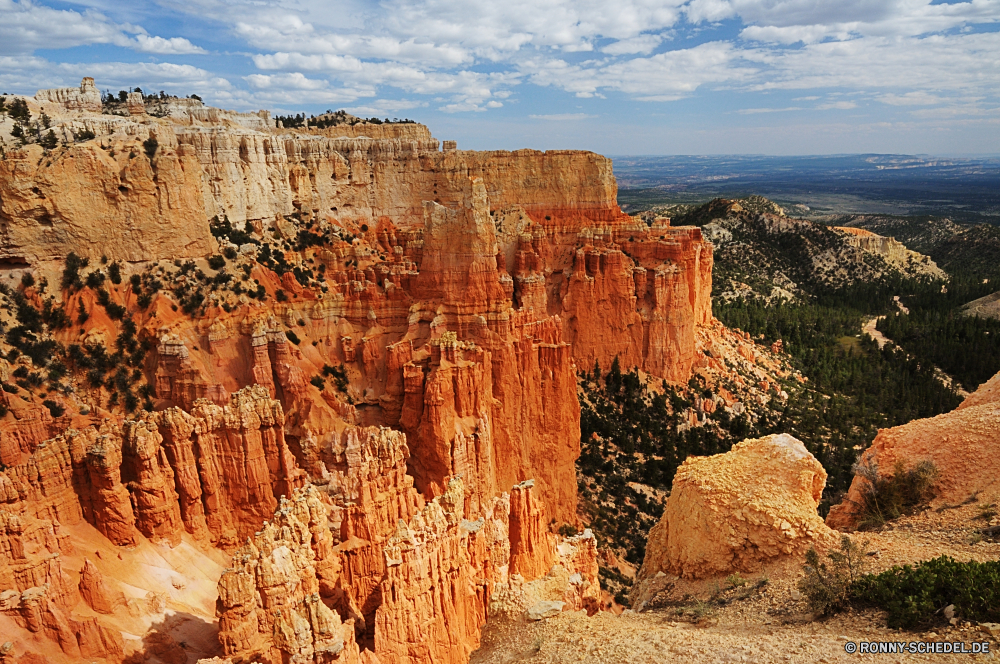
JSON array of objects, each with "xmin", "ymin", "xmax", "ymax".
[
  {"xmin": 0, "ymin": 0, "xmax": 207, "ymax": 56},
  {"xmin": 132, "ymin": 34, "xmax": 206, "ymax": 54},
  {"xmin": 2, "ymin": 0, "xmax": 999, "ymax": 123}
]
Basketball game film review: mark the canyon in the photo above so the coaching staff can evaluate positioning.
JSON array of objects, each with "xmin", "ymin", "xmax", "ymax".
[{"xmin": 0, "ymin": 82, "xmax": 711, "ymax": 664}]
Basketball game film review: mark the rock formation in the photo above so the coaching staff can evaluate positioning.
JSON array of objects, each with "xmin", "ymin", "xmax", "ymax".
[
  {"xmin": 0, "ymin": 79, "xmax": 711, "ymax": 663},
  {"xmin": 835, "ymin": 226, "xmax": 946, "ymax": 279},
  {"xmin": 632, "ymin": 434, "xmax": 836, "ymax": 605},
  {"xmin": 827, "ymin": 370, "xmax": 1000, "ymax": 531},
  {"xmin": 217, "ymin": 476, "xmax": 597, "ymax": 664}
]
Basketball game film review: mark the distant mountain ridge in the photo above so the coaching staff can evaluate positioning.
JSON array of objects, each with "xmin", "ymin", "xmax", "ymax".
[{"xmin": 666, "ymin": 198, "xmax": 944, "ymax": 304}]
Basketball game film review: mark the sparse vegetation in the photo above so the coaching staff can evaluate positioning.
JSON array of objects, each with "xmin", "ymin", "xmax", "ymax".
[
  {"xmin": 322, "ymin": 364, "xmax": 349, "ymax": 392},
  {"xmin": 798, "ymin": 535, "xmax": 871, "ymax": 617},
  {"xmin": 852, "ymin": 459, "xmax": 938, "ymax": 530}
]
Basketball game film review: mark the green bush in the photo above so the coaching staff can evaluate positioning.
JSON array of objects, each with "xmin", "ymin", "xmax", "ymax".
[
  {"xmin": 854, "ymin": 459, "xmax": 937, "ymax": 529},
  {"xmin": 310, "ymin": 375, "xmax": 325, "ymax": 390},
  {"xmin": 322, "ymin": 364, "xmax": 349, "ymax": 391},
  {"xmin": 798, "ymin": 535, "xmax": 871, "ymax": 616},
  {"xmin": 62, "ymin": 252, "xmax": 88, "ymax": 290},
  {"xmin": 42, "ymin": 399, "xmax": 65, "ymax": 417},
  {"xmin": 852, "ymin": 556, "xmax": 1000, "ymax": 629},
  {"xmin": 39, "ymin": 130, "xmax": 58, "ymax": 150},
  {"xmin": 208, "ymin": 255, "xmax": 226, "ymax": 270},
  {"xmin": 285, "ymin": 330, "xmax": 300, "ymax": 345}
]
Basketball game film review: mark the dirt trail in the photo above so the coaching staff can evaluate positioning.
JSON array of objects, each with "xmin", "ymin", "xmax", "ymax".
[{"xmin": 863, "ymin": 308, "xmax": 969, "ymax": 397}]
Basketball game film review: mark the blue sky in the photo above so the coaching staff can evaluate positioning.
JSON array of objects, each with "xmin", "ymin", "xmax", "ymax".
[{"xmin": 2, "ymin": 0, "xmax": 999, "ymax": 155}]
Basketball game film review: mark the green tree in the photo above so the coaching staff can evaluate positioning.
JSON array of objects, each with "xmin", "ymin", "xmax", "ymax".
[{"xmin": 39, "ymin": 130, "xmax": 58, "ymax": 150}]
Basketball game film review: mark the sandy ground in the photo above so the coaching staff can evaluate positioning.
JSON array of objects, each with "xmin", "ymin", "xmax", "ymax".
[
  {"xmin": 473, "ymin": 496, "xmax": 1000, "ymax": 664},
  {"xmin": 5, "ymin": 520, "xmax": 229, "ymax": 664}
]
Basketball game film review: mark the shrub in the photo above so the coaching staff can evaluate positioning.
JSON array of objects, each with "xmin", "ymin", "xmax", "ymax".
[
  {"xmin": 275, "ymin": 289, "xmax": 288, "ymax": 302},
  {"xmin": 108, "ymin": 261, "xmax": 122, "ymax": 284},
  {"xmin": 285, "ymin": 330, "xmax": 300, "ymax": 345},
  {"xmin": 207, "ymin": 255, "xmax": 226, "ymax": 270},
  {"xmin": 798, "ymin": 535, "xmax": 871, "ymax": 617},
  {"xmin": 39, "ymin": 130, "xmax": 58, "ymax": 150},
  {"xmin": 62, "ymin": 252, "xmax": 88, "ymax": 290},
  {"xmin": 852, "ymin": 556, "xmax": 1000, "ymax": 629},
  {"xmin": 143, "ymin": 136, "xmax": 158, "ymax": 159},
  {"xmin": 86, "ymin": 270, "xmax": 106, "ymax": 288},
  {"xmin": 310, "ymin": 375, "xmax": 325, "ymax": 390},
  {"xmin": 74, "ymin": 127, "xmax": 96, "ymax": 142},
  {"xmin": 322, "ymin": 364, "xmax": 349, "ymax": 392},
  {"xmin": 854, "ymin": 459, "xmax": 937, "ymax": 529},
  {"xmin": 20, "ymin": 272, "xmax": 34, "ymax": 288},
  {"xmin": 42, "ymin": 399, "xmax": 65, "ymax": 417},
  {"xmin": 77, "ymin": 300, "xmax": 89, "ymax": 324}
]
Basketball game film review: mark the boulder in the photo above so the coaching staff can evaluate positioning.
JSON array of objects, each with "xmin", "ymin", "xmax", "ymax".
[
  {"xmin": 633, "ymin": 434, "xmax": 836, "ymax": 605},
  {"xmin": 526, "ymin": 600, "xmax": 564, "ymax": 621}
]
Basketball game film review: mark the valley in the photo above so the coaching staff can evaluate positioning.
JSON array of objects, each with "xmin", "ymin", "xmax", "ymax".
[{"xmin": 0, "ymin": 80, "xmax": 997, "ymax": 664}]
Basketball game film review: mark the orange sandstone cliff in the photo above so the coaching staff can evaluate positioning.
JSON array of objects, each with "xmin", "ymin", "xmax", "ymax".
[{"xmin": 0, "ymin": 81, "xmax": 709, "ymax": 664}]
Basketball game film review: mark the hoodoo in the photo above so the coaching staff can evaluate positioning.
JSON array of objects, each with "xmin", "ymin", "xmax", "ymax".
[{"xmin": 0, "ymin": 81, "xmax": 710, "ymax": 663}]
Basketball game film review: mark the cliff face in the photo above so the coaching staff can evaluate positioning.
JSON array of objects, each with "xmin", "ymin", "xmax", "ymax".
[
  {"xmin": 0, "ymin": 135, "xmax": 213, "ymax": 264},
  {"xmin": 0, "ymin": 81, "xmax": 710, "ymax": 664}
]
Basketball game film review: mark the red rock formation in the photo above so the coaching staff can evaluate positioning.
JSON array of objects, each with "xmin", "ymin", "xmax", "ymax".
[
  {"xmin": 217, "ymin": 485, "xmax": 362, "ymax": 664},
  {"xmin": 78, "ymin": 559, "xmax": 123, "ymax": 615},
  {"xmin": 155, "ymin": 385, "xmax": 306, "ymax": 547},
  {"xmin": 81, "ymin": 430, "xmax": 139, "ymax": 547},
  {"xmin": 375, "ymin": 479, "xmax": 485, "ymax": 664},
  {"xmin": 0, "ymin": 93, "xmax": 729, "ymax": 664},
  {"xmin": 508, "ymin": 480, "xmax": 555, "ymax": 580},
  {"xmin": 0, "ymin": 512, "xmax": 76, "ymax": 609},
  {"xmin": 827, "ymin": 370, "xmax": 1000, "ymax": 531},
  {"xmin": 120, "ymin": 417, "xmax": 184, "ymax": 543},
  {"xmin": 323, "ymin": 426, "xmax": 424, "ymax": 640}
]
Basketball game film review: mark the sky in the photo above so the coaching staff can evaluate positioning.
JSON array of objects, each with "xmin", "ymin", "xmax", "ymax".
[{"xmin": 1, "ymin": 0, "xmax": 999, "ymax": 155}]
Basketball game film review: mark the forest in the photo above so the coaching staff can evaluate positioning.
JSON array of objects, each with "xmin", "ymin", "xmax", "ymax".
[{"xmin": 575, "ymin": 200, "xmax": 1000, "ymax": 605}]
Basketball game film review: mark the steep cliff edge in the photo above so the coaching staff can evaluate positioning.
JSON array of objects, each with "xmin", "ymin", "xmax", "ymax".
[{"xmin": 0, "ymin": 80, "xmax": 711, "ymax": 664}]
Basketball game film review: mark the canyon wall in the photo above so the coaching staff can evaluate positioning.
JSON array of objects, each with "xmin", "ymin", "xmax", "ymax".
[{"xmin": 0, "ymin": 81, "xmax": 710, "ymax": 664}]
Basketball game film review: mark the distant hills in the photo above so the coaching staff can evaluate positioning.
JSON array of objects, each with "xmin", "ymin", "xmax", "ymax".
[{"xmin": 613, "ymin": 154, "xmax": 1000, "ymax": 224}]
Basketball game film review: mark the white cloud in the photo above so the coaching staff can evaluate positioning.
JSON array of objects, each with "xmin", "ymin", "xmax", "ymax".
[
  {"xmin": 602, "ymin": 33, "xmax": 664, "ymax": 55},
  {"xmin": 3, "ymin": 0, "xmax": 999, "ymax": 120},
  {"xmin": 879, "ymin": 91, "xmax": 942, "ymax": 106},
  {"xmin": 132, "ymin": 34, "xmax": 206, "ymax": 54},
  {"xmin": 816, "ymin": 100, "xmax": 858, "ymax": 110},
  {"xmin": 737, "ymin": 106, "xmax": 804, "ymax": 114},
  {"xmin": 529, "ymin": 113, "xmax": 596, "ymax": 120},
  {"xmin": 0, "ymin": 0, "xmax": 207, "ymax": 57}
]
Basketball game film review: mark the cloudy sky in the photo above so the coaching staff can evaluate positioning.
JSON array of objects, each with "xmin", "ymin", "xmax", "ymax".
[{"xmin": 2, "ymin": 0, "xmax": 998, "ymax": 154}]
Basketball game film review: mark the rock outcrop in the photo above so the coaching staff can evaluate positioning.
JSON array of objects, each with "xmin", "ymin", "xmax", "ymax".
[
  {"xmin": 217, "ymin": 485, "xmax": 363, "ymax": 664},
  {"xmin": 827, "ymin": 370, "xmax": 1000, "ymax": 531},
  {"xmin": 0, "ymin": 80, "xmax": 718, "ymax": 664},
  {"xmin": 632, "ymin": 434, "xmax": 836, "ymax": 604},
  {"xmin": 835, "ymin": 226, "xmax": 945, "ymax": 279}
]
